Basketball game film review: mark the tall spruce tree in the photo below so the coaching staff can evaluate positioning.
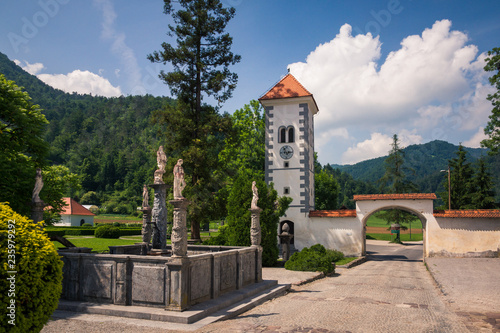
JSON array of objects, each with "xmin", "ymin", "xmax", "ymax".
[
  {"xmin": 481, "ymin": 47, "xmax": 500, "ymax": 154},
  {"xmin": 376, "ymin": 135, "xmax": 418, "ymax": 241},
  {"xmin": 470, "ymin": 158, "xmax": 496, "ymax": 209},
  {"xmin": 148, "ymin": 0, "xmax": 241, "ymax": 239},
  {"xmin": 441, "ymin": 144, "xmax": 474, "ymax": 209}
]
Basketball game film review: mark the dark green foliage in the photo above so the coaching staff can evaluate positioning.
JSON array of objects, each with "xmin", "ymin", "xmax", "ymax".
[
  {"xmin": 315, "ymin": 168, "xmax": 340, "ymax": 210},
  {"xmin": 221, "ymin": 173, "xmax": 290, "ymax": 266},
  {"xmin": 64, "ymin": 229, "xmax": 95, "ymax": 236},
  {"xmin": 470, "ymin": 158, "xmax": 496, "ymax": 208},
  {"xmin": 285, "ymin": 244, "xmax": 340, "ymax": 274},
  {"xmin": 112, "ymin": 222, "xmax": 121, "ymax": 227},
  {"xmin": 81, "ymin": 223, "xmax": 93, "ymax": 228},
  {"xmin": 0, "ymin": 74, "xmax": 49, "ymax": 216},
  {"xmin": 95, "ymin": 225, "xmax": 120, "ymax": 239},
  {"xmin": 0, "ymin": 203, "xmax": 63, "ymax": 332},
  {"xmin": 481, "ymin": 47, "xmax": 500, "ymax": 154}
]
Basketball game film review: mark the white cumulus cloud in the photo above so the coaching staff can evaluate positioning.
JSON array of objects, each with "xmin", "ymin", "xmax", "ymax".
[
  {"xmin": 288, "ymin": 19, "xmax": 492, "ymax": 164},
  {"xmin": 38, "ymin": 70, "xmax": 122, "ymax": 97},
  {"xmin": 14, "ymin": 59, "xmax": 45, "ymax": 75},
  {"xmin": 463, "ymin": 127, "xmax": 488, "ymax": 148}
]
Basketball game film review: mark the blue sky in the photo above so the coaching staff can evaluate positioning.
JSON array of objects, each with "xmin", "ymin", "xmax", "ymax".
[{"xmin": 1, "ymin": 0, "xmax": 499, "ymax": 165}]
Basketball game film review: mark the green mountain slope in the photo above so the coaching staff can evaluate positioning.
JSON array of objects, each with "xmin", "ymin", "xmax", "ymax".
[{"xmin": 0, "ymin": 51, "xmax": 174, "ymax": 211}]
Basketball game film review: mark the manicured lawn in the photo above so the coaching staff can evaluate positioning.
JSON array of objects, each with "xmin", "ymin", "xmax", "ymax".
[
  {"xmin": 366, "ymin": 233, "xmax": 423, "ymax": 242},
  {"xmin": 366, "ymin": 211, "xmax": 422, "ymax": 229}
]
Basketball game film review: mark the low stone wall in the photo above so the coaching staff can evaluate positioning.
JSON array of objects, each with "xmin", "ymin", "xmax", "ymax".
[{"xmin": 59, "ymin": 245, "xmax": 262, "ymax": 310}]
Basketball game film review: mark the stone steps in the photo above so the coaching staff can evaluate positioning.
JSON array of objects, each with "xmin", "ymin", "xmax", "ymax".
[{"xmin": 55, "ymin": 279, "xmax": 290, "ymax": 325}]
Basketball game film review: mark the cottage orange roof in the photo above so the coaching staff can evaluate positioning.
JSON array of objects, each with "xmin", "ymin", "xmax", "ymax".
[
  {"xmin": 259, "ymin": 73, "xmax": 313, "ymax": 100},
  {"xmin": 433, "ymin": 210, "xmax": 500, "ymax": 218},
  {"xmin": 353, "ymin": 193, "xmax": 437, "ymax": 201},
  {"xmin": 309, "ymin": 210, "xmax": 357, "ymax": 218},
  {"xmin": 60, "ymin": 197, "xmax": 95, "ymax": 216}
]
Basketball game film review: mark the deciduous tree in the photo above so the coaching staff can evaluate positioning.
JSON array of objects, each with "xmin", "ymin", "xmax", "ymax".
[{"xmin": 481, "ymin": 47, "xmax": 500, "ymax": 154}]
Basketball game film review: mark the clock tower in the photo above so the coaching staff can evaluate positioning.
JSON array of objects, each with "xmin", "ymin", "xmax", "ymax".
[{"xmin": 259, "ymin": 73, "xmax": 318, "ymax": 240}]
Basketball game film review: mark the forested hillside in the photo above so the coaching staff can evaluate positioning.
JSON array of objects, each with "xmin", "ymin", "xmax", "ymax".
[
  {"xmin": 332, "ymin": 140, "xmax": 500, "ymax": 201},
  {"xmin": 0, "ymin": 52, "xmax": 173, "ymax": 213}
]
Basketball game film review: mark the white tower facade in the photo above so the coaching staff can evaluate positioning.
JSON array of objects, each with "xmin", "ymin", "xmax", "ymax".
[{"xmin": 259, "ymin": 74, "xmax": 318, "ymax": 244}]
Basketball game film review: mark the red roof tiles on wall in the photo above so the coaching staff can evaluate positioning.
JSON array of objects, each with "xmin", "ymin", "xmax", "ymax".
[
  {"xmin": 309, "ymin": 210, "xmax": 357, "ymax": 218},
  {"xmin": 433, "ymin": 210, "xmax": 500, "ymax": 218},
  {"xmin": 353, "ymin": 193, "xmax": 437, "ymax": 201}
]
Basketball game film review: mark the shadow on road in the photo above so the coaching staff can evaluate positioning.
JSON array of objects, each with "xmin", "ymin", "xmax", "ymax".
[{"xmin": 367, "ymin": 252, "xmax": 423, "ymax": 262}]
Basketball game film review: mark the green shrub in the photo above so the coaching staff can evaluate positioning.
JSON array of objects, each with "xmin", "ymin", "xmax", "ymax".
[
  {"xmin": 112, "ymin": 222, "xmax": 121, "ymax": 227},
  {"xmin": 95, "ymin": 225, "xmax": 120, "ymax": 239},
  {"xmin": 65, "ymin": 229, "xmax": 95, "ymax": 236},
  {"xmin": 285, "ymin": 244, "xmax": 336, "ymax": 274},
  {"xmin": 202, "ymin": 225, "xmax": 229, "ymax": 245},
  {"xmin": 46, "ymin": 229, "xmax": 66, "ymax": 237},
  {"xmin": 326, "ymin": 249, "xmax": 345, "ymax": 262},
  {"xmin": 0, "ymin": 202, "xmax": 63, "ymax": 332},
  {"xmin": 81, "ymin": 223, "xmax": 93, "ymax": 228},
  {"xmin": 118, "ymin": 228, "xmax": 142, "ymax": 236}
]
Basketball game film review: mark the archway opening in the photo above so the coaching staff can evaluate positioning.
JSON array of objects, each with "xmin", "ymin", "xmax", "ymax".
[{"xmin": 362, "ymin": 206, "xmax": 427, "ymax": 260}]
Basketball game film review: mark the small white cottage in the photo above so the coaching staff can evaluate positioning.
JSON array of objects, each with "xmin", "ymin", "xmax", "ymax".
[{"xmin": 53, "ymin": 197, "xmax": 95, "ymax": 226}]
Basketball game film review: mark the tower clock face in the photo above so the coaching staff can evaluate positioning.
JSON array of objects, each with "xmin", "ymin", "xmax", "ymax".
[{"xmin": 280, "ymin": 145, "xmax": 294, "ymax": 159}]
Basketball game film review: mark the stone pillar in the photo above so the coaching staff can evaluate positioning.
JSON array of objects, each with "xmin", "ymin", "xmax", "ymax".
[
  {"xmin": 31, "ymin": 200, "xmax": 45, "ymax": 224},
  {"xmin": 166, "ymin": 257, "xmax": 190, "ymax": 311},
  {"xmin": 149, "ymin": 184, "xmax": 170, "ymax": 249},
  {"xmin": 141, "ymin": 207, "xmax": 152, "ymax": 244},
  {"xmin": 249, "ymin": 207, "xmax": 262, "ymax": 247},
  {"xmin": 170, "ymin": 199, "xmax": 190, "ymax": 257}
]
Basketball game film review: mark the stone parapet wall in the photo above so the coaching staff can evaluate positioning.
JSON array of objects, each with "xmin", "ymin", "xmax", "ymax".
[{"xmin": 59, "ymin": 245, "xmax": 262, "ymax": 310}]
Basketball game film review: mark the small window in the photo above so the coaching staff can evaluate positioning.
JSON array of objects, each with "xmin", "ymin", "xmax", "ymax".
[
  {"xmin": 279, "ymin": 127, "xmax": 286, "ymax": 143},
  {"xmin": 288, "ymin": 126, "xmax": 294, "ymax": 143},
  {"xmin": 284, "ymin": 187, "xmax": 290, "ymax": 195},
  {"xmin": 284, "ymin": 161, "xmax": 289, "ymax": 168}
]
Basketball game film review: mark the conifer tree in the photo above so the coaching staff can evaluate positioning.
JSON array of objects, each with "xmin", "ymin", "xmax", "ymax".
[
  {"xmin": 470, "ymin": 158, "xmax": 496, "ymax": 209},
  {"xmin": 376, "ymin": 135, "xmax": 418, "ymax": 241},
  {"xmin": 148, "ymin": 0, "xmax": 241, "ymax": 239},
  {"xmin": 441, "ymin": 144, "xmax": 474, "ymax": 209}
]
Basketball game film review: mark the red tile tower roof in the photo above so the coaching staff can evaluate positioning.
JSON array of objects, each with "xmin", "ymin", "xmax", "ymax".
[
  {"xmin": 259, "ymin": 73, "xmax": 313, "ymax": 100},
  {"xmin": 60, "ymin": 197, "xmax": 95, "ymax": 216},
  {"xmin": 353, "ymin": 193, "xmax": 437, "ymax": 201}
]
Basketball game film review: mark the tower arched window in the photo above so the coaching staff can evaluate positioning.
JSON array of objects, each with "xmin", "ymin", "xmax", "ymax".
[
  {"xmin": 288, "ymin": 126, "xmax": 294, "ymax": 143},
  {"xmin": 279, "ymin": 126, "xmax": 286, "ymax": 143}
]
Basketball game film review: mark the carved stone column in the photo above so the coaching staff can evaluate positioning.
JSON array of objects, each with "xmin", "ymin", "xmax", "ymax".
[
  {"xmin": 249, "ymin": 207, "xmax": 262, "ymax": 247},
  {"xmin": 169, "ymin": 199, "xmax": 190, "ymax": 257},
  {"xmin": 149, "ymin": 184, "xmax": 170, "ymax": 249},
  {"xmin": 141, "ymin": 207, "xmax": 152, "ymax": 244},
  {"xmin": 31, "ymin": 200, "xmax": 45, "ymax": 224}
]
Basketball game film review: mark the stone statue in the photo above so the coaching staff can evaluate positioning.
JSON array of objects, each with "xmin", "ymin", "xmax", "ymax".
[
  {"xmin": 32, "ymin": 168, "xmax": 43, "ymax": 203},
  {"xmin": 251, "ymin": 181, "xmax": 259, "ymax": 210},
  {"xmin": 173, "ymin": 159, "xmax": 186, "ymax": 200},
  {"xmin": 142, "ymin": 184, "xmax": 149, "ymax": 208},
  {"xmin": 154, "ymin": 146, "xmax": 167, "ymax": 184}
]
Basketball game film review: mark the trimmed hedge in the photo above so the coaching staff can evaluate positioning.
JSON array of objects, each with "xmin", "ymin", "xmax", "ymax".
[
  {"xmin": 0, "ymin": 203, "xmax": 63, "ymax": 332},
  {"xmin": 46, "ymin": 227, "xmax": 142, "ymax": 238},
  {"xmin": 95, "ymin": 225, "xmax": 120, "ymax": 239},
  {"xmin": 285, "ymin": 244, "xmax": 342, "ymax": 274}
]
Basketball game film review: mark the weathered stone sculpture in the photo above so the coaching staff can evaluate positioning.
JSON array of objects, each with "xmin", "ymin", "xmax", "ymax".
[
  {"xmin": 150, "ymin": 182, "xmax": 168, "ymax": 249},
  {"xmin": 31, "ymin": 168, "xmax": 45, "ymax": 223},
  {"xmin": 154, "ymin": 146, "xmax": 167, "ymax": 184},
  {"xmin": 249, "ymin": 181, "xmax": 262, "ymax": 247},
  {"xmin": 141, "ymin": 184, "xmax": 152, "ymax": 245},
  {"xmin": 279, "ymin": 222, "xmax": 294, "ymax": 262},
  {"xmin": 170, "ymin": 159, "xmax": 189, "ymax": 257},
  {"xmin": 173, "ymin": 159, "xmax": 186, "ymax": 200}
]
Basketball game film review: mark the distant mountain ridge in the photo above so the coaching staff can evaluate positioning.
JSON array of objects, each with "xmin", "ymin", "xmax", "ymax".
[{"xmin": 330, "ymin": 140, "xmax": 499, "ymax": 199}]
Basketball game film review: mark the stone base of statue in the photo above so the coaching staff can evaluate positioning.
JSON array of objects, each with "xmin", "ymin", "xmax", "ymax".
[
  {"xmin": 141, "ymin": 207, "xmax": 152, "ymax": 244},
  {"xmin": 249, "ymin": 207, "xmax": 262, "ymax": 247},
  {"xmin": 149, "ymin": 184, "xmax": 170, "ymax": 250},
  {"xmin": 169, "ymin": 198, "xmax": 190, "ymax": 257},
  {"xmin": 31, "ymin": 199, "xmax": 46, "ymax": 224}
]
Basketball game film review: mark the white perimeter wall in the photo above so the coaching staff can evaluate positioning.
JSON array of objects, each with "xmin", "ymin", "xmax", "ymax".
[
  {"xmin": 427, "ymin": 217, "xmax": 500, "ymax": 257},
  {"xmin": 53, "ymin": 215, "xmax": 94, "ymax": 227}
]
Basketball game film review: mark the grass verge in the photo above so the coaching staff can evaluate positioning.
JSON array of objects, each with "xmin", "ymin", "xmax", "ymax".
[{"xmin": 335, "ymin": 257, "xmax": 358, "ymax": 266}]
